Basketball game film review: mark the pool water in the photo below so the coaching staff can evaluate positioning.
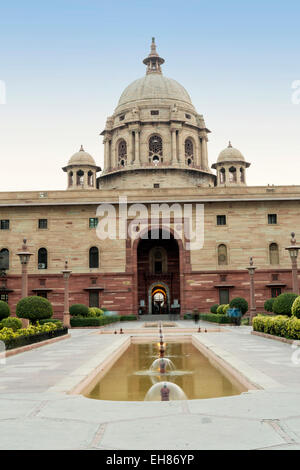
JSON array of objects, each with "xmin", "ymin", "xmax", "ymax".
[{"xmin": 84, "ymin": 342, "xmax": 246, "ymax": 401}]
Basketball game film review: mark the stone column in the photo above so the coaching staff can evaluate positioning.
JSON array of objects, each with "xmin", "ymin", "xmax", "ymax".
[
  {"xmin": 104, "ymin": 138, "xmax": 110, "ymax": 171},
  {"xmin": 178, "ymin": 130, "xmax": 184, "ymax": 165},
  {"xmin": 135, "ymin": 131, "xmax": 140, "ymax": 165},
  {"xmin": 131, "ymin": 131, "xmax": 135, "ymax": 164},
  {"xmin": 171, "ymin": 129, "xmax": 177, "ymax": 164},
  {"xmin": 201, "ymin": 136, "xmax": 208, "ymax": 170},
  {"xmin": 198, "ymin": 137, "xmax": 203, "ymax": 168}
]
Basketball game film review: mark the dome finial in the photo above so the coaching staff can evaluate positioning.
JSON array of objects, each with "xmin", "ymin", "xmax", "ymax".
[
  {"xmin": 228, "ymin": 141, "xmax": 232, "ymax": 148},
  {"xmin": 143, "ymin": 38, "xmax": 165, "ymax": 75},
  {"xmin": 80, "ymin": 145, "xmax": 85, "ymax": 152}
]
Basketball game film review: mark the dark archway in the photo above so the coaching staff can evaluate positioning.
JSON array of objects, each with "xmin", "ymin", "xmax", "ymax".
[{"xmin": 137, "ymin": 229, "xmax": 180, "ymax": 315}]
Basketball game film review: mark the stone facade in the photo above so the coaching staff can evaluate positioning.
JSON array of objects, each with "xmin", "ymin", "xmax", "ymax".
[{"xmin": 0, "ymin": 39, "xmax": 299, "ymax": 318}]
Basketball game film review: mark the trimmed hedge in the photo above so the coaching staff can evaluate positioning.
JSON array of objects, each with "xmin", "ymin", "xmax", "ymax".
[
  {"xmin": 253, "ymin": 314, "xmax": 300, "ymax": 340},
  {"xmin": 0, "ymin": 317, "xmax": 22, "ymax": 331},
  {"xmin": 69, "ymin": 304, "xmax": 89, "ymax": 317},
  {"xmin": 3, "ymin": 327, "xmax": 68, "ymax": 351},
  {"xmin": 264, "ymin": 298, "xmax": 276, "ymax": 313},
  {"xmin": 210, "ymin": 304, "xmax": 219, "ymax": 314},
  {"xmin": 39, "ymin": 318, "xmax": 63, "ymax": 327},
  {"xmin": 0, "ymin": 301, "xmax": 10, "ymax": 320},
  {"xmin": 216, "ymin": 304, "xmax": 226, "ymax": 315},
  {"xmin": 273, "ymin": 293, "xmax": 298, "ymax": 316},
  {"xmin": 229, "ymin": 297, "xmax": 248, "ymax": 316},
  {"xmin": 70, "ymin": 315, "xmax": 121, "ymax": 327},
  {"xmin": 291, "ymin": 296, "xmax": 300, "ymax": 319},
  {"xmin": 120, "ymin": 315, "xmax": 137, "ymax": 321},
  {"xmin": 16, "ymin": 296, "xmax": 53, "ymax": 322},
  {"xmin": 199, "ymin": 314, "xmax": 234, "ymax": 324}
]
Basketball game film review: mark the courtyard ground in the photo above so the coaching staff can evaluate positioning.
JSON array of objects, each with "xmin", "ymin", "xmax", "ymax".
[{"xmin": 0, "ymin": 320, "xmax": 300, "ymax": 450}]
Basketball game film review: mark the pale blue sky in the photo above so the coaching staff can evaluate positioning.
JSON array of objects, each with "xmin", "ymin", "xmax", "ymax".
[{"xmin": 0, "ymin": 0, "xmax": 300, "ymax": 191}]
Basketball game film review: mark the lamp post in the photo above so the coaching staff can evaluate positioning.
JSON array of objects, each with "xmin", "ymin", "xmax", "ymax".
[
  {"xmin": 61, "ymin": 260, "xmax": 72, "ymax": 328},
  {"xmin": 16, "ymin": 239, "xmax": 33, "ymax": 328},
  {"xmin": 285, "ymin": 232, "xmax": 300, "ymax": 295},
  {"xmin": 246, "ymin": 257, "xmax": 257, "ymax": 325}
]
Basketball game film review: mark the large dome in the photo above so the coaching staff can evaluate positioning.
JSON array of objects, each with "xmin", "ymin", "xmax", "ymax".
[{"xmin": 117, "ymin": 73, "xmax": 193, "ymax": 109}]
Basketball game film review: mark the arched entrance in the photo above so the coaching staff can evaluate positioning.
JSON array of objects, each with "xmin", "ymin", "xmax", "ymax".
[{"xmin": 137, "ymin": 229, "xmax": 180, "ymax": 316}]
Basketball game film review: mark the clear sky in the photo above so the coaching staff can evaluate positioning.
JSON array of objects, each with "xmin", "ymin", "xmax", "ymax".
[{"xmin": 0, "ymin": 0, "xmax": 300, "ymax": 191}]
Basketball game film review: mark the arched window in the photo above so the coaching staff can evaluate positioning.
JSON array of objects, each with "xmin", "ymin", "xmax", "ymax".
[
  {"xmin": 149, "ymin": 135, "xmax": 163, "ymax": 164},
  {"xmin": 229, "ymin": 167, "xmax": 237, "ymax": 183},
  {"xmin": 270, "ymin": 243, "xmax": 279, "ymax": 265},
  {"xmin": 0, "ymin": 249, "xmax": 9, "ymax": 270},
  {"xmin": 149, "ymin": 247, "xmax": 167, "ymax": 274},
  {"xmin": 38, "ymin": 248, "xmax": 48, "ymax": 270},
  {"xmin": 220, "ymin": 168, "xmax": 226, "ymax": 184},
  {"xmin": 185, "ymin": 139, "xmax": 194, "ymax": 166},
  {"xmin": 68, "ymin": 171, "xmax": 73, "ymax": 187},
  {"xmin": 218, "ymin": 244, "xmax": 228, "ymax": 266},
  {"xmin": 240, "ymin": 168, "xmax": 245, "ymax": 183},
  {"xmin": 76, "ymin": 170, "xmax": 84, "ymax": 186},
  {"xmin": 89, "ymin": 247, "xmax": 99, "ymax": 269},
  {"xmin": 88, "ymin": 171, "xmax": 94, "ymax": 187},
  {"xmin": 118, "ymin": 140, "xmax": 127, "ymax": 167}
]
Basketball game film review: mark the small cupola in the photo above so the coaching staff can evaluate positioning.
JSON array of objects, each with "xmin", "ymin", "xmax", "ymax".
[
  {"xmin": 62, "ymin": 145, "xmax": 101, "ymax": 190},
  {"xmin": 212, "ymin": 142, "xmax": 251, "ymax": 186}
]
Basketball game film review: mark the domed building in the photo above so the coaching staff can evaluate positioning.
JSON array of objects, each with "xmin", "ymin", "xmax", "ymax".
[
  {"xmin": 98, "ymin": 38, "xmax": 215, "ymax": 190},
  {"xmin": 0, "ymin": 39, "xmax": 299, "ymax": 321}
]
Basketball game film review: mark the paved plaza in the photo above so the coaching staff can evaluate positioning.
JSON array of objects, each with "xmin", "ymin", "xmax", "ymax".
[{"xmin": 1, "ymin": 321, "xmax": 300, "ymax": 450}]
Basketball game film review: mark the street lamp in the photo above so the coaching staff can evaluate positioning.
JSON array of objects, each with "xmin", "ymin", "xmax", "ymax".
[
  {"xmin": 16, "ymin": 239, "xmax": 33, "ymax": 328},
  {"xmin": 246, "ymin": 257, "xmax": 257, "ymax": 325},
  {"xmin": 61, "ymin": 260, "xmax": 72, "ymax": 328},
  {"xmin": 285, "ymin": 232, "xmax": 300, "ymax": 295}
]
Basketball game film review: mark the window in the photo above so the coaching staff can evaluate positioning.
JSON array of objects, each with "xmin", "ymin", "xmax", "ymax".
[
  {"xmin": 240, "ymin": 168, "xmax": 245, "ymax": 183},
  {"xmin": 118, "ymin": 140, "xmax": 127, "ymax": 167},
  {"xmin": 185, "ymin": 114, "xmax": 191, "ymax": 119},
  {"xmin": 271, "ymin": 287, "xmax": 281, "ymax": 298},
  {"xmin": 269, "ymin": 243, "xmax": 279, "ymax": 265},
  {"xmin": 0, "ymin": 220, "xmax": 9, "ymax": 230},
  {"xmin": 220, "ymin": 168, "xmax": 226, "ymax": 184},
  {"xmin": 89, "ymin": 247, "xmax": 99, "ymax": 269},
  {"xmin": 119, "ymin": 115, "xmax": 125, "ymax": 121},
  {"xmin": 229, "ymin": 166, "xmax": 237, "ymax": 183},
  {"xmin": 89, "ymin": 218, "xmax": 98, "ymax": 229},
  {"xmin": 185, "ymin": 139, "xmax": 194, "ymax": 166},
  {"xmin": 38, "ymin": 219, "xmax": 48, "ymax": 229},
  {"xmin": 38, "ymin": 248, "xmax": 48, "ymax": 270},
  {"xmin": 153, "ymin": 183, "xmax": 160, "ymax": 189},
  {"xmin": 76, "ymin": 170, "xmax": 84, "ymax": 186},
  {"xmin": 0, "ymin": 293, "xmax": 8, "ymax": 303},
  {"xmin": 219, "ymin": 288, "xmax": 229, "ymax": 305},
  {"xmin": 68, "ymin": 171, "xmax": 73, "ymax": 186},
  {"xmin": 0, "ymin": 249, "xmax": 9, "ymax": 270},
  {"xmin": 89, "ymin": 291, "xmax": 99, "ymax": 308},
  {"xmin": 37, "ymin": 291, "xmax": 48, "ymax": 299},
  {"xmin": 88, "ymin": 171, "xmax": 94, "ymax": 187},
  {"xmin": 217, "ymin": 215, "xmax": 226, "ymax": 226},
  {"xmin": 268, "ymin": 214, "xmax": 277, "ymax": 225},
  {"xmin": 218, "ymin": 244, "xmax": 228, "ymax": 266},
  {"xmin": 151, "ymin": 110, "xmax": 159, "ymax": 115},
  {"xmin": 149, "ymin": 135, "xmax": 163, "ymax": 163}
]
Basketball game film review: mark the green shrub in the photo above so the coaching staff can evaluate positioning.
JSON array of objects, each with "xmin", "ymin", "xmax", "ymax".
[
  {"xmin": 0, "ymin": 317, "xmax": 22, "ymax": 331},
  {"xmin": 273, "ymin": 293, "xmax": 298, "ymax": 316},
  {"xmin": 223, "ymin": 304, "xmax": 230, "ymax": 315},
  {"xmin": 16, "ymin": 296, "xmax": 53, "ymax": 322},
  {"xmin": 199, "ymin": 314, "xmax": 234, "ymax": 324},
  {"xmin": 264, "ymin": 298, "xmax": 276, "ymax": 312},
  {"xmin": 0, "ymin": 301, "xmax": 10, "ymax": 320},
  {"xmin": 210, "ymin": 304, "xmax": 219, "ymax": 314},
  {"xmin": 229, "ymin": 297, "xmax": 248, "ymax": 316},
  {"xmin": 69, "ymin": 304, "xmax": 89, "ymax": 317},
  {"xmin": 253, "ymin": 314, "xmax": 300, "ymax": 340},
  {"xmin": 120, "ymin": 315, "xmax": 137, "ymax": 321},
  {"xmin": 94, "ymin": 308, "xmax": 104, "ymax": 317},
  {"xmin": 291, "ymin": 296, "xmax": 300, "ymax": 319},
  {"xmin": 216, "ymin": 304, "xmax": 225, "ymax": 315},
  {"xmin": 39, "ymin": 318, "xmax": 63, "ymax": 327},
  {"xmin": 70, "ymin": 315, "xmax": 120, "ymax": 327}
]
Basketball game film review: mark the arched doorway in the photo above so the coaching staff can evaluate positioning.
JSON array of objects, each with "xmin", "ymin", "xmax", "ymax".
[{"xmin": 137, "ymin": 229, "xmax": 180, "ymax": 315}]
